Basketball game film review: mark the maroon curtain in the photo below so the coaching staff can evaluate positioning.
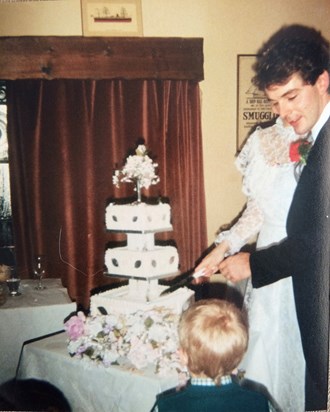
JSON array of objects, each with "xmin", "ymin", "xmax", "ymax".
[{"xmin": 6, "ymin": 79, "xmax": 207, "ymax": 309}]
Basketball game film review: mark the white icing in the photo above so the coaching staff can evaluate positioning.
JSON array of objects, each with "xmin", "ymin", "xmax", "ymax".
[
  {"xmin": 92, "ymin": 200, "xmax": 195, "ymax": 318},
  {"xmin": 127, "ymin": 233, "xmax": 154, "ymax": 250},
  {"xmin": 105, "ymin": 245, "xmax": 179, "ymax": 279},
  {"xmin": 106, "ymin": 202, "xmax": 172, "ymax": 232},
  {"xmin": 90, "ymin": 282, "xmax": 195, "ymax": 316}
]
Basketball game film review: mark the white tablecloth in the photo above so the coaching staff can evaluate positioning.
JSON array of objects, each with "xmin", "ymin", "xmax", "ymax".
[
  {"xmin": 0, "ymin": 278, "xmax": 76, "ymax": 384},
  {"xmin": 17, "ymin": 331, "xmax": 179, "ymax": 412}
]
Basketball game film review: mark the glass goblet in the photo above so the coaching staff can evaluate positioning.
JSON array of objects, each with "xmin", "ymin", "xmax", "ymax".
[{"xmin": 33, "ymin": 255, "xmax": 46, "ymax": 290}]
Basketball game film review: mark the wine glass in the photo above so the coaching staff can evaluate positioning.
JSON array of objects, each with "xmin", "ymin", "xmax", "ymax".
[{"xmin": 33, "ymin": 255, "xmax": 46, "ymax": 290}]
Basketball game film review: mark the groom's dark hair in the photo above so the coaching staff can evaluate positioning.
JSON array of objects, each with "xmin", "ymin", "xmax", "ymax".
[{"xmin": 252, "ymin": 24, "xmax": 330, "ymax": 92}]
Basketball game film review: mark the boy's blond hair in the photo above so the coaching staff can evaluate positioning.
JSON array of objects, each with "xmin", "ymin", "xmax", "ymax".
[{"xmin": 179, "ymin": 299, "xmax": 248, "ymax": 385}]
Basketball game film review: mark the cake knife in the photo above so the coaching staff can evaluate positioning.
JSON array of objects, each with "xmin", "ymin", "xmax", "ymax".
[{"xmin": 160, "ymin": 268, "xmax": 206, "ymax": 296}]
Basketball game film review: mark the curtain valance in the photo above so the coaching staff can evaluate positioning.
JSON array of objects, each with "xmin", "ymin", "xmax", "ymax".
[{"xmin": 0, "ymin": 36, "xmax": 203, "ymax": 81}]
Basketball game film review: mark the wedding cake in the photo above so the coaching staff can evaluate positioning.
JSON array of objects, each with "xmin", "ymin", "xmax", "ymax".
[
  {"xmin": 90, "ymin": 145, "xmax": 194, "ymax": 316},
  {"xmin": 66, "ymin": 145, "xmax": 193, "ymax": 380}
]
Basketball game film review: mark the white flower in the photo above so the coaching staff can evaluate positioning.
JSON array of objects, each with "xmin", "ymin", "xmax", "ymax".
[
  {"xmin": 85, "ymin": 317, "xmax": 104, "ymax": 336},
  {"xmin": 112, "ymin": 145, "xmax": 160, "ymax": 190},
  {"xmin": 148, "ymin": 323, "xmax": 169, "ymax": 341},
  {"xmin": 127, "ymin": 336, "xmax": 150, "ymax": 369},
  {"xmin": 67, "ymin": 338, "xmax": 84, "ymax": 355},
  {"xmin": 102, "ymin": 349, "xmax": 120, "ymax": 366}
]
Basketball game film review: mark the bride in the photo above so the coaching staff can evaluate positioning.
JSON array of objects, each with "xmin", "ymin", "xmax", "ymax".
[{"xmin": 194, "ymin": 117, "xmax": 306, "ymax": 412}]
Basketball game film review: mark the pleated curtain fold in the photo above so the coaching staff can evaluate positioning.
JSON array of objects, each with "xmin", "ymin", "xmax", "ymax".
[{"xmin": 6, "ymin": 79, "xmax": 207, "ymax": 309}]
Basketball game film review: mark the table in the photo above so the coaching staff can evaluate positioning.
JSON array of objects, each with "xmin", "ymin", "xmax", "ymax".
[
  {"xmin": 17, "ymin": 332, "xmax": 179, "ymax": 412},
  {"xmin": 0, "ymin": 278, "xmax": 76, "ymax": 384}
]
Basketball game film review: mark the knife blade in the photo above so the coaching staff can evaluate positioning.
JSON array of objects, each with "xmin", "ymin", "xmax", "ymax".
[{"xmin": 160, "ymin": 269, "xmax": 206, "ymax": 296}]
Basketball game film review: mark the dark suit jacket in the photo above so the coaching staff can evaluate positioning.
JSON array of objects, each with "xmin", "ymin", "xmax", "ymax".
[
  {"xmin": 250, "ymin": 116, "xmax": 330, "ymax": 410},
  {"xmin": 150, "ymin": 379, "xmax": 271, "ymax": 412}
]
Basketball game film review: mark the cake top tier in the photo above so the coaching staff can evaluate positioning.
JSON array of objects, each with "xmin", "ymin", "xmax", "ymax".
[{"xmin": 106, "ymin": 202, "xmax": 173, "ymax": 233}]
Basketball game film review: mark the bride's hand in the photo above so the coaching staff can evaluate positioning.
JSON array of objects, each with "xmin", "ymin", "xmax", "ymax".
[{"xmin": 193, "ymin": 241, "xmax": 229, "ymax": 284}]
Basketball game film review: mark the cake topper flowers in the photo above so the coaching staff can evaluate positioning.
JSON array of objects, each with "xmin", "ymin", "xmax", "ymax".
[{"xmin": 112, "ymin": 144, "xmax": 160, "ymax": 202}]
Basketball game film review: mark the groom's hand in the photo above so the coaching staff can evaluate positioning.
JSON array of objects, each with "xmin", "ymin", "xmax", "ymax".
[{"xmin": 219, "ymin": 252, "xmax": 251, "ymax": 283}]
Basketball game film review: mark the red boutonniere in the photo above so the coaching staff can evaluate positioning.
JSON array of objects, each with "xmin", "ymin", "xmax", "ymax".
[{"xmin": 289, "ymin": 139, "xmax": 312, "ymax": 165}]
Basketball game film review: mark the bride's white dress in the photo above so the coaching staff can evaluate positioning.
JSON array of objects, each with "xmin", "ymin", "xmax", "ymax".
[{"xmin": 216, "ymin": 119, "xmax": 306, "ymax": 412}]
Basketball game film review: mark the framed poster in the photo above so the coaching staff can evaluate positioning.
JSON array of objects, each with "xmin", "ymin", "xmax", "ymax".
[
  {"xmin": 236, "ymin": 54, "xmax": 276, "ymax": 151},
  {"xmin": 81, "ymin": 0, "xmax": 143, "ymax": 37}
]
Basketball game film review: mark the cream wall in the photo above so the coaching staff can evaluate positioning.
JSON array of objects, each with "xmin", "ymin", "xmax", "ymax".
[
  {"xmin": 2, "ymin": 0, "xmax": 330, "ymax": 246},
  {"xmin": 0, "ymin": 0, "xmax": 82, "ymax": 35},
  {"xmin": 142, "ymin": 0, "xmax": 330, "ymax": 245}
]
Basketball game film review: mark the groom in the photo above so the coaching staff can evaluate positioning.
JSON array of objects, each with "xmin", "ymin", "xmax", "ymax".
[{"xmin": 219, "ymin": 25, "xmax": 330, "ymax": 411}]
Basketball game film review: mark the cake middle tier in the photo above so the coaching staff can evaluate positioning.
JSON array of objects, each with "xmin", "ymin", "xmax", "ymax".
[
  {"xmin": 105, "ymin": 245, "xmax": 179, "ymax": 279},
  {"xmin": 106, "ymin": 202, "xmax": 172, "ymax": 233}
]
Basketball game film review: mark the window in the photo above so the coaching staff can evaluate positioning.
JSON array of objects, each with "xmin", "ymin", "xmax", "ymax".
[{"xmin": 0, "ymin": 81, "xmax": 13, "ymax": 248}]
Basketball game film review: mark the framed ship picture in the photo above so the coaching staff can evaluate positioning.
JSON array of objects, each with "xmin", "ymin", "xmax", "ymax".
[{"xmin": 81, "ymin": 0, "xmax": 143, "ymax": 36}]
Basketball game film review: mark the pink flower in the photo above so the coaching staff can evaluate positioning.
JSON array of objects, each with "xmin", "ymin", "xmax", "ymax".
[
  {"xmin": 64, "ymin": 312, "xmax": 86, "ymax": 341},
  {"xmin": 127, "ymin": 336, "xmax": 149, "ymax": 369}
]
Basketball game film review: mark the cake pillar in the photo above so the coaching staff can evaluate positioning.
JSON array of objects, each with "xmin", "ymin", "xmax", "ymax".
[{"xmin": 136, "ymin": 179, "xmax": 142, "ymax": 203}]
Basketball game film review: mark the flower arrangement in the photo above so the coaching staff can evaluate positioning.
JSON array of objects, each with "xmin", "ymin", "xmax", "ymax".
[
  {"xmin": 112, "ymin": 145, "xmax": 160, "ymax": 193},
  {"xmin": 64, "ymin": 307, "xmax": 188, "ymax": 382},
  {"xmin": 289, "ymin": 138, "xmax": 312, "ymax": 165}
]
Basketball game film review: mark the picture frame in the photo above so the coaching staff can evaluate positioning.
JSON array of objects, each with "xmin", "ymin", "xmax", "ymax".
[
  {"xmin": 236, "ymin": 54, "xmax": 276, "ymax": 151},
  {"xmin": 81, "ymin": 0, "xmax": 143, "ymax": 37}
]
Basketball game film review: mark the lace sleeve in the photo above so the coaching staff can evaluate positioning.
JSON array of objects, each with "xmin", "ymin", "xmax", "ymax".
[
  {"xmin": 215, "ymin": 118, "xmax": 298, "ymax": 256},
  {"xmin": 215, "ymin": 198, "xmax": 263, "ymax": 255},
  {"xmin": 215, "ymin": 126, "xmax": 264, "ymax": 255},
  {"xmin": 235, "ymin": 118, "xmax": 297, "ymax": 198}
]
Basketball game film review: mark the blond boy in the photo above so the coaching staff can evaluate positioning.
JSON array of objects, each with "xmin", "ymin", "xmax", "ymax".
[{"xmin": 151, "ymin": 299, "xmax": 274, "ymax": 412}]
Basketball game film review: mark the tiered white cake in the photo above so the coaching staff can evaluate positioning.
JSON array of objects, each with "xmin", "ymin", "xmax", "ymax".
[
  {"xmin": 68, "ymin": 146, "xmax": 193, "ymax": 379},
  {"xmin": 90, "ymin": 201, "xmax": 195, "ymax": 316}
]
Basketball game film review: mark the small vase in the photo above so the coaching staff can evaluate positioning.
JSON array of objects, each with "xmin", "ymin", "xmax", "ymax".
[{"xmin": 136, "ymin": 179, "xmax": 142, "ymax": 203}]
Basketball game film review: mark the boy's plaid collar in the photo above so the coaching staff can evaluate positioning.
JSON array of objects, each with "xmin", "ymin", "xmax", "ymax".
[{"xmin": 190, "ymin": 375, "xmax": 232, "ymax": 386}]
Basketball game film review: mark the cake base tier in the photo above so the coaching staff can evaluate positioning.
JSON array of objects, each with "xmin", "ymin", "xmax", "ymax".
[
  {"xmin": 90, "ymin": 283, "xmax": 195, "ymax": 316},
  {"xmin": 103, "ymin": 271, "xmax": 180, "ymax": 281}
]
